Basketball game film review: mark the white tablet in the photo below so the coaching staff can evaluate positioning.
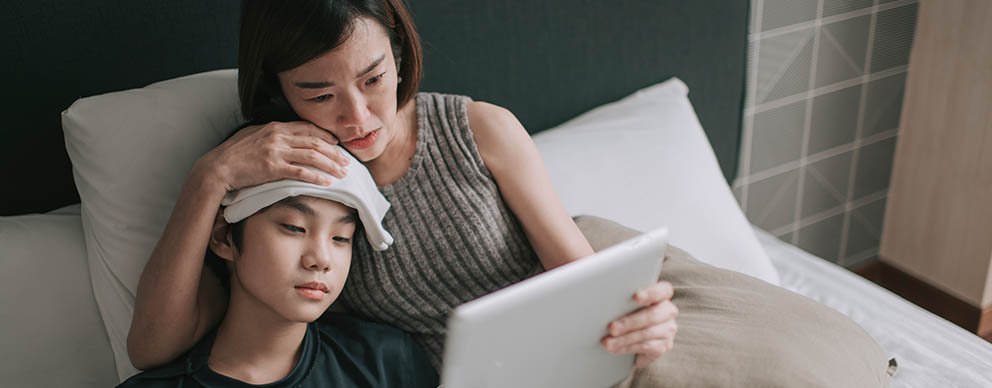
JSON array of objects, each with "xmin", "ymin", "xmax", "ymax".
[{"xmin": 440, "ymin": 228, "xmax": 668, "ymax": 388}]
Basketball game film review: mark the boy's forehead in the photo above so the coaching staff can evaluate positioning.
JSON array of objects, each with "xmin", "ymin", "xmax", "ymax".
[{"xmin": 266, "ymin": 196, "xmax": 356, "ymax": 221}]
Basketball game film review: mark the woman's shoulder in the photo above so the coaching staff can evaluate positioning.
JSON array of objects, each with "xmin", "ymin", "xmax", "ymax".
[
  {"xmin": 459, "ymin": 98, "xmax": 530, "ymax": 167},
  {"xmin": 414, "ymin": 91, "xmax": 518, "ymax": 121}
]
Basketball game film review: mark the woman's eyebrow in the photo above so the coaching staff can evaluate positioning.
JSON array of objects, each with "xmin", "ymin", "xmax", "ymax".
[
  {"xmin": 293, "ymin": 54, "xmax": 386, "ymax": 89},
  {"xmin": 356, "ymin": 54, "xmax": 385, "ymax": 77},
  {"xmin": 294, "ymin": 80, "xmax": 333, "ymax": 89}
]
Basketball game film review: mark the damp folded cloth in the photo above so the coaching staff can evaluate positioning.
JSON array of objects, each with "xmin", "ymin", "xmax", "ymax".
[{"xmin": 221, "ymin": 146, "xmax": 393, "ymax": 251}]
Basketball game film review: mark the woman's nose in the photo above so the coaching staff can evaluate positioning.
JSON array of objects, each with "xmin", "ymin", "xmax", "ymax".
[{"xmin": 337, "ymin": 92, "xmax": 371, "ymax": 128}]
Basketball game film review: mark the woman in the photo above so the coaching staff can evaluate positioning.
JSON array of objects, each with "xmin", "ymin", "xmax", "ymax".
[{"xmin": 129, "ymin": 0, "xmax": 678, "ymax": 373}]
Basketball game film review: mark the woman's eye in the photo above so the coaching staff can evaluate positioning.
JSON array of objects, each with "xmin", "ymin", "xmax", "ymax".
[
  {"xmin": 309, "ymin": 94, "xmax": 332, "ymax": 103},
  {"xmin": 332, "ymin": 236, "xmax": 352, "ymax": 244},
  {"xmin": 282, "ymin": 224, "xmax": 306, "ymax": 233},
  {"xmin": 364, "ymin": 72, "xmax": 386, "ymax": 86}
]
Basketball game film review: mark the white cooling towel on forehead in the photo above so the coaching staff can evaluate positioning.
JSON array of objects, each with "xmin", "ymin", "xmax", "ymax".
[{"xmin": 221, "ymin": 146, "xmax": 393, "ymax": 251}]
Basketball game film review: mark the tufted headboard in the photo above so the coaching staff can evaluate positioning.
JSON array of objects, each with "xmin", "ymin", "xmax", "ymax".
[{"xmin": 1, "ymin": 0, "xmax": 748, "ymax": 215}]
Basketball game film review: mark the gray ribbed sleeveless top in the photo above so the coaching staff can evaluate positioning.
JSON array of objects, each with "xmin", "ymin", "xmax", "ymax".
[{"xmin": 341, "ymin": 92, "xmax": 543, "ymax": 369}]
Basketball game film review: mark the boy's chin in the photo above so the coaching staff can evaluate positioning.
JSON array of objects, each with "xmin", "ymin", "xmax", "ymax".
[{"xmin": 281, "ymin": 304, "xmax": 332, "ymax": 323}]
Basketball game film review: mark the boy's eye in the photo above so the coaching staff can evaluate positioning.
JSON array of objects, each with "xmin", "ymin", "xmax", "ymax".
[
  {"xmin": 282, "ymin": 224, "xmax": 306, "ymax": 233},
  {"xmin": 364, "ymin": 72, "xmax": 386, "ymax": 86},
  {"xmin": 309, "ymin": 94, "xmax": 333, "ymax": 103}
]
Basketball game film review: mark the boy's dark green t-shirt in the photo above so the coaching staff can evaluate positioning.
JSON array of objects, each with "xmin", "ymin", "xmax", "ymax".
[{"xmin": 117, "ymin": 314, "xmax": 438, "ymax": 388}]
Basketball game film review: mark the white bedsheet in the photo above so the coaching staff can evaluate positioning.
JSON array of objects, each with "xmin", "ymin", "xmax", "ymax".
[{"xmin": 756, "ymin": 228, "xmax": 992, "ymax": 387}]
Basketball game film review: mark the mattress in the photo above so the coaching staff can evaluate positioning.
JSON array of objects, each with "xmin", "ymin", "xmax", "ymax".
[{"xmin": 756, "ymin": 228, "xmax": 992, "ymax": 387}]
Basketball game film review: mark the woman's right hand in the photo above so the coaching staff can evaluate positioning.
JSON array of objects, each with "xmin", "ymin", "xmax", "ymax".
[{"xmin": 198, "ymin": 121, "xmax": 350, "ymax": 192}]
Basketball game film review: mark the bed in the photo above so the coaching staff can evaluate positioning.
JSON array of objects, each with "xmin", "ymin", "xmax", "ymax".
[
  {"xmin": 761, "ymin": 230, "xmax": 992, "ymax": 387},
  {"xmin": 2, "ymin": 1, "xmax": 991, "ymax": 387}
]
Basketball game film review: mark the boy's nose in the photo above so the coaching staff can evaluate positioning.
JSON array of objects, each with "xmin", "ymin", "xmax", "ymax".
[{"xmin": 301, "ymin": 244, "xmax": 332, "ymax": 272}]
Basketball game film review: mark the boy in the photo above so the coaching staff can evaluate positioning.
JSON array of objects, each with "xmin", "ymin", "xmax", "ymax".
[{"xmin": 118, "ymin": 148, "xmax": 437, "ymax": 387}]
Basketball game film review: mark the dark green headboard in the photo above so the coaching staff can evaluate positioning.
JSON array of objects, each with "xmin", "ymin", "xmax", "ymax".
[{"xmin": 1, "ymin": 0, "xmax": 748, "ymax": 215}]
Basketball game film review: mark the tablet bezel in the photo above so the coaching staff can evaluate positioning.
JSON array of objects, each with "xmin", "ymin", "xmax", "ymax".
[{"xmin": 441, "ymin": 228, "xmax": 668, "ymax": 388}]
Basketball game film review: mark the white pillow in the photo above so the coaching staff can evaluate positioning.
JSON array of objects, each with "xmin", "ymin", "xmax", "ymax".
[
  {"xmin": 533, "ymin": 78, "xmax": 780, "ymax": 285},
  {"xmin": 62, "ymin": 69, "xmax": 243, "ymax": 380},
  {"xmin": 0, "ymin": 211, "xmax": 118, "ymax": 387}
]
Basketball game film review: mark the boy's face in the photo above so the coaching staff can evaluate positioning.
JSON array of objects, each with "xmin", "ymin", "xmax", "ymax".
[{"xmin": 219, "ymin": 196, "xmax": 356, "ymax": 323}]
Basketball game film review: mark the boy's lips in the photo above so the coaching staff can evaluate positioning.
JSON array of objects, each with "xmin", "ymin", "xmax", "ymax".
[
  {"xmin": 295, "ymin": 281, "xmax": 329, "ymax": 301},
  {"xmin": 295, "ymin": 281, "xmax": 329, "ymax": 292}
]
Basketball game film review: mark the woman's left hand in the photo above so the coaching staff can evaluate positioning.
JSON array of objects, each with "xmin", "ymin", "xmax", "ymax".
[{"xmin": 601, "ymin": 280, "xmax": 678, "ymax": 368}]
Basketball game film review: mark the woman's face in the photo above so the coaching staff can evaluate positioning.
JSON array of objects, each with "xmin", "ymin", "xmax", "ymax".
[{"xmin": 277, "ymin": 17, "xmax": 402, "ymax": 162}]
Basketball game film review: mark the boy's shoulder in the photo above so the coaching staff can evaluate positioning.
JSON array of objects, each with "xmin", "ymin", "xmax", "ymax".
[
  {"xmin": 116, "ymin": 330, "xmax": 215, "ymax": 388},
  {"xmin": 315, "ymin": 312, "xmax": 420, "ymax": 358},
  {"xmin": 315, "ymin": 313, "xmax": 438, "ymax": 387},
  {"xmin": 317, "ymin": 312, "xmax": 412, "ymax": 339}
]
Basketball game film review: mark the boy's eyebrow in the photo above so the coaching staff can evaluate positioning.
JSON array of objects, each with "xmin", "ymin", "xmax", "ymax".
[
  {"xmin": 338, "ymin": 212, "xmax": 357, "ymax": 224},
  {"xmin": 293, "ymin": 54, "xmax": 386, "ymax": 89},
  {"xmin": 272, "ymin": 199, "xmax": 357, "ymax": 224},
  {"xmin": 272, "ymin": 199, "xmax": 316, "ymax": 217}
]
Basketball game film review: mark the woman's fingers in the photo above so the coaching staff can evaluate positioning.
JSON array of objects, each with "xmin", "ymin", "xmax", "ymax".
[
  {"xmin": 279, "ymin": 164, "xmax": 335, "ymax": 186},
  {"xmin": 206, "ymin": 120, "xmax": 349, "ymax": 190},
  {"xmin": 602, "ymin": 286, "xmax": 679, "ymax": 368},
  {"xmin": 283, "ymin": 136, "xmax": 350, "ymax": 170},
  {"xmin": 608, "ymin": 299, "xmax": 678, "ymax": 337},
  {"xmin": 635, "ymin": 342, "xmax": 672, "ymax": 368},
  {"xmin": 602, "ymin": 318, "xmax": 678, "ymax": 351},
  {"xmin": 602, "ymin": 318, "xmax": 677, "ymax": 368},
  {"xmin": 283, "ymin": 148, "xmax": 347, "ymax": 179},
  {"xmin": 286, "ymin": 122, "xmax": 339, "ymax": 146},
  {"xmin": 633, "ymin": 281, "xmax": 674, "ymax": 306}
]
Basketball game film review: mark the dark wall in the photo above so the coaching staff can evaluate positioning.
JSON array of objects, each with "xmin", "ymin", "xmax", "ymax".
[
  {"xmin": 1, "ymin": 1, "xmax": 241, "ymax": 215},
  {"xmin": 1, "ymin": 0, "xmax": 747, "ymax": 215},
  {"xmin": 412, "ymin": 1, "xmax": 749, "ymax": 182}
]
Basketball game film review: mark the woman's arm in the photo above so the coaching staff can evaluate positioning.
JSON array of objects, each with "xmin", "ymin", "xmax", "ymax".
[
  {"xmin": 467, "ymin": 102, "xmax": 677, "ymax": 368},
  {"xmin": 467, "ymin": 101, "xmax": 594, "ymax": 269},
  {"xmin": 127, "ymin": 166, "xmax": 229, "ymax": 369},
  {"xmin": 127, "ymin": 121, "xmax": 348, "ymax": 369},
  {"xmin": 468, "ymin": 101, "xmax": 593, "ymax": 269}
]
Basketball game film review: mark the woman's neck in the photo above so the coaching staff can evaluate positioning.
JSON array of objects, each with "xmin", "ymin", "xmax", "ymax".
[
  {"xmin": 207, "ymin": 288, "xmax": 308, "ymax": 385},
  {"xmin": 367, "ymin": 100, "xmax": 418, "ymax": 187}
]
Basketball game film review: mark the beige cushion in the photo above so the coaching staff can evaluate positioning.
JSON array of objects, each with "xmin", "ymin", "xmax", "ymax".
[
  {"xmin": 0, "ymin": 212, "xmax": 118, "ymax": 387},
  {"xmin": 573, "ymin": 215, "xmax": 895, "ymax": 388}
]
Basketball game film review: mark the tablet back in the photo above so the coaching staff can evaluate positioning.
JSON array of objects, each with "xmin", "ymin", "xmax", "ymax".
[{"xmin": 441, "ymin": 228, "xmax": 668, "ymax": 388}]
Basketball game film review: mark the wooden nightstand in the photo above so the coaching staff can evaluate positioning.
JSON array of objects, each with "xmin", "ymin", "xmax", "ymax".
[{"xmin": 876, "ymin": 0, "xmax": 992, "ymax": 340}]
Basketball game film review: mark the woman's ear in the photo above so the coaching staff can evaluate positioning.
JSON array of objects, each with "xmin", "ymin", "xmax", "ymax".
[{"xmin": 209, "ymin": 210, "xmax": 236, "ymax": 262}]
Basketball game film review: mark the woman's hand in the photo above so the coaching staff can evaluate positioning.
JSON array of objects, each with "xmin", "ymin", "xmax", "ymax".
[
  {"xmin": 197, "ymin": 121, "xmax": 351, "ymax": 192},
  {"xmin": 602, "ymin": 280, "xmax": 678, "ymax": 368}
]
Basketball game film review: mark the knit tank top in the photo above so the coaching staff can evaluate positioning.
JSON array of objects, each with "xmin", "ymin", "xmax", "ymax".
[{"xmin": 341, "ymin": 92, "xmax": 543, "ymax": 369}]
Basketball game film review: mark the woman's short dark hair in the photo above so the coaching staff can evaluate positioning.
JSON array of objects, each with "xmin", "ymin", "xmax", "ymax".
[{"xmin": 238, "ymin": 0, "xmax": 423, "ymax": 123}]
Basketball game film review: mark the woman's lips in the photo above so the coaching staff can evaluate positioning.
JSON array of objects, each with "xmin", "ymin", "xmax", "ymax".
[{"xmin": 343, "ymin": 128, "xmax": 380, "ymax": 150}]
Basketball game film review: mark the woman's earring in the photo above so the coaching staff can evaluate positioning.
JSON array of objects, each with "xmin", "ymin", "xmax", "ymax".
[{"xmin": 398, "ymin": 76, "xmax": 403, "ymax": 84}]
